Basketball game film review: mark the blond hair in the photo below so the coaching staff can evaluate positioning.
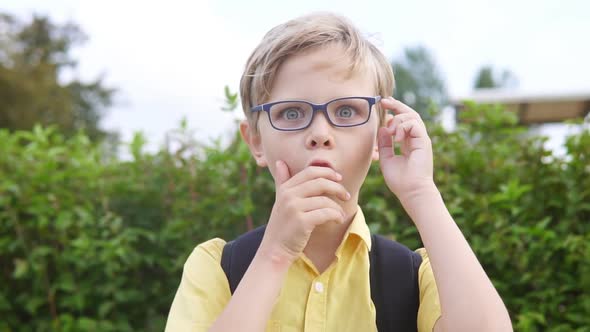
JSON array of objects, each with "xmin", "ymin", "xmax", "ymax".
[{"xmin": 239, "ymin": 12, "xmax": 394, "ymax": 131}]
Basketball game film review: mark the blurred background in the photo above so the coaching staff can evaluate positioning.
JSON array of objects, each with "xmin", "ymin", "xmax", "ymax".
[
  {"xmin": 3, "ymin": 0, "xmax": 589, "ymax": 153},
  {"xmin": 1, "ymin": 0, "xmax": 589, "ymax": 331}
]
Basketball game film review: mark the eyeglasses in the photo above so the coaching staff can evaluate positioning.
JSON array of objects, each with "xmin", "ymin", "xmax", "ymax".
[{"xmin": 250, "ymin": 96, "xmax": 382, "ymax": 131}]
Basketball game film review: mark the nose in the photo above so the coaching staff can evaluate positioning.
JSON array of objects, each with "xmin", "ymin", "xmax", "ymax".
[{"xmin": 305, "ymin": 111, "xmax": 334, "ymax": 149}]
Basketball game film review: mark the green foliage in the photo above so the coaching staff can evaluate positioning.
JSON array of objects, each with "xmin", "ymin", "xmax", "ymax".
[
  {"xmin": 1, "ymin": 102, "xmax": 589, "ymax": 331},
  {"xmin": 0, "ymin": 13, "xmax": 116, "ymax": 142},
  {"xmin": 221, "ymin": 85, "xmax": 239, "ymax": 112},
  {"xmin": 391, "ymin": 46, "xmax": 447, "ymax": 119},
  {"xmin": 473, "ymin": 65, "xmax": 519, "ymax": 89}
]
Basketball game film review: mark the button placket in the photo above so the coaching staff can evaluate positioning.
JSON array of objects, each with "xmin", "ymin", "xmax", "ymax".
[
  {"xmin": 314, "ymin": 281, "xmax": 324, "ymax": 293},
  {"xmin": 304, "ymin": 275, "xmax": 330, "ymax": 331}
]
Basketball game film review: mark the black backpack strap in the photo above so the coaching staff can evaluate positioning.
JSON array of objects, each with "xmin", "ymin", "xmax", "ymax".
[
  {"xmin": 370, "ymin": 233, "xmax": 422, "ymax": 332},
  {"xmin": 221, "ymin": 226, "xmax": 422, "ymax": 332},
  {"xmin": 220, "ymin": 225, "xmax": 267, "ymax": 294}
]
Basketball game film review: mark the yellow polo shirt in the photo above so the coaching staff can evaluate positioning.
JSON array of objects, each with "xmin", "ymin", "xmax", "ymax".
[{"xmin": 165, "ymin": 207, "xmax": 441, "ymax": 331}]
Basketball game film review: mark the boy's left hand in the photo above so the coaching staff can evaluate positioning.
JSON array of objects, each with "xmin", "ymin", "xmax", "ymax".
[{"xmin": 377, "ymin": 97, "xmax": 435, "ymax": 202}]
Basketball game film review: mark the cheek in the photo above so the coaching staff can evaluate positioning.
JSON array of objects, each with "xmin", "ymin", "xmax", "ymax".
[
  {"xmin": 355, "ymin": 126, "xmax": 378, "ymax": 157},
  {"xmin": 260, "ymin": 131, "xmax": 301, "ymax": 168},
  {"xmin": 344, "ymin": 128, "xmax": 378, "ymax": 176}
]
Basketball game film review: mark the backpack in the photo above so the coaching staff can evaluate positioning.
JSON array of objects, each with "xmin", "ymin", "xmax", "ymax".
[{"xmin": 221, "ymin": 225, "xmax": 422, "ymax": 332}]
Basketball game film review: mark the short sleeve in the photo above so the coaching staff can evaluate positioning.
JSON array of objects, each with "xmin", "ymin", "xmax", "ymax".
[
  {"xmin": 165, "ymin": 238, "xmax": 231, "ymax": 332},
  {"xmin": 415, "ymin": 248, "xmax": 442, "ymax": 332}
]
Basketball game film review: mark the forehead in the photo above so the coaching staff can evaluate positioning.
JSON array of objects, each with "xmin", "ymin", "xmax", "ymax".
[{"xmin": 268, "ymin": 44, "xmax": 375, "ymax": 103}]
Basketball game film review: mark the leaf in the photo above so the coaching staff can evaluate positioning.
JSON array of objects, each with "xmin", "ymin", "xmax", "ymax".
[
  {"xmin": 221, "ymin": 85, "xmax": 238, "ymax": 112},
  {"xmin": 12, "ymin": 259, "xmax": 28, "ymax": 279}
]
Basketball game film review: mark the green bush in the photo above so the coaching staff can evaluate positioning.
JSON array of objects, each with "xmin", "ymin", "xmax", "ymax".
[{"xmin": 1, "ymin": 103, "xmax": 588, "ymax": 331}]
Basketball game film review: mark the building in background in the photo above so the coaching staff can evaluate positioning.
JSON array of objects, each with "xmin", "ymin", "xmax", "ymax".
[
  {"xmin": 453, "ymin": 89, "xmax": 590, "ymax": 124},
  {"xmin": 451, "ymin": 89, "xmax": 590, "ymax": 156}
]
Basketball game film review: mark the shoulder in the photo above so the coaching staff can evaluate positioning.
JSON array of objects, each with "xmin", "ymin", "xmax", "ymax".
[
  {"xmin": 182, "ymin": 238, "xmax": 227, "ymax": 281},
  {"xmin": 176, "ymin": 238, "xmax": 231, "ymax": 306},
  {"xmin": 191, "ymin": 238, "xmax": 227, "ymax": 262},
  {"xmin": 165, "ymin": 238, "xmax": 230, "ymax": 331}
]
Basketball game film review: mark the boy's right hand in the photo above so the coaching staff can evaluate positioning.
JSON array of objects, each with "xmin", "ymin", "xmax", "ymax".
[{"xmin": 259, "ymin": 160, "xmax": 350, "ymax": 265}]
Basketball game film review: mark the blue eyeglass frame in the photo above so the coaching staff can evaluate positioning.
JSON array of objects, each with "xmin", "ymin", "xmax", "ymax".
[{"xmin": 250, "ymin": 96, "xmax": 382, "ymax": 131}]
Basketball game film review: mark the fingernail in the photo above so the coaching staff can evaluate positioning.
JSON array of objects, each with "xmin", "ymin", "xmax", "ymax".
[
  {"xmin": 336, "ymin": 173, "xmax": 343, "ymax": 180},
  {"xmin": 346, "ymin": 192, "xmax": 351, "ymax": 200}
]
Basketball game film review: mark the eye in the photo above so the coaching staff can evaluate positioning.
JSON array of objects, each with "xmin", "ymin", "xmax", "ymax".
[
  {"xmin": 282, "ymin": 108, "xmax": 304, "ymax": 120},
  {"xmin": 336, "ymin": 106, "xmax": 356, "ymax": 118}
]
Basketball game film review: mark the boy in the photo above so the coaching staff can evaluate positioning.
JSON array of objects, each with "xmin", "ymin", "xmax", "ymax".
[{"xmin": 165, "ymin": 12, "xmax": 512, "ymax": 332}]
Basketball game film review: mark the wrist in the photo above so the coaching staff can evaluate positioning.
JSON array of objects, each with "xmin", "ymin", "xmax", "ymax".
[
  {"xmin": 256, "ymin": 242, "xmax": 296, "ymax": 272},
  {"xmin": 398, "ymin": 182, "xmax": 440, "ymax": 206},
  {"xmin": 398, "ymin": 183, "xmax": 448, "ymax": 228},
  {"xmin": 399, "ymin": 183, "xmax": 443, "ymax": 215}
]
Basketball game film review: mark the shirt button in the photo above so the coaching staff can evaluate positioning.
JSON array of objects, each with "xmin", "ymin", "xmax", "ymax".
[{"xmin": 314, "ymin": 281, "xmax": 324, "ymax": 293}]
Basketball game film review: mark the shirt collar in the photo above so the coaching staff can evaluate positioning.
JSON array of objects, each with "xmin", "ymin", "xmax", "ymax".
[{"xmin": 346, "ymin": 205, "xmax": 372, "ymax": 251}]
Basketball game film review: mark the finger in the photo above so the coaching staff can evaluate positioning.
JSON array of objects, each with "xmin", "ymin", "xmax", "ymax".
[
  {"xmin": 394, "ymin": 120, "xmax": 412, "ymax": 142},
  {"xmin": 274, "ymin": 160, "xmax": 291, "ymax": 187},
  {"xmin": 301, "ymin": 196, "xmax": 345, "ymax": 216},
  {"xmin": 303, "ymin": 208, "xmax": 345, "ymax": 226},
  {"xmin": 294, "ymin": 177, "xmax": 350, "ymax": 201},
  {"xmin": 386, "ymin": 113, "xmax": 413, "ymax": 138},
  {"xmin": 380, "ymin": 114, "xmax": 415, "ymax": 157},
  {"xmin": 388, "ymin": 113, "xmax": 414, "ymax": 130},
  {"xmin": 394, "ymin": 119, "xmax": 427, "ymax": 142},
  {"xmin": 381, "ymin": 97, "xmax": 420, "ymax": 116},
  {"xmin": 286, "ymin": 166, "xmax": 342, "ymax": 188},
  {"xmin": 394, "ymin": 121, "xmax": 406, "ymax": 142},
  {"xmin": 378, "ymin": 126, "xmax": 394, "ymax": 159}
]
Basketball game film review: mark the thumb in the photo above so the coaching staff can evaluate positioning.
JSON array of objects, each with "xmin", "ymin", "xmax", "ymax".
[{"xmin": 274, "ymin": 160, "xmax": 291, "ymax": 187}]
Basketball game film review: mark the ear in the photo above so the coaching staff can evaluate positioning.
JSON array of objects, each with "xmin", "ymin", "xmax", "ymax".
[
  {"xmin": 240, "ymin": 120, "xmax": 268, "ymax": 167},
  {"xmin": 372, "ymin": 113, "xmax": 394, "ymax": 161}
]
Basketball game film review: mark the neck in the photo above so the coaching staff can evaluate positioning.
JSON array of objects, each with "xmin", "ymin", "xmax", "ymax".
[{"xmin": 303, "ymin": 200, "xmax": 358, "ymax": 258}]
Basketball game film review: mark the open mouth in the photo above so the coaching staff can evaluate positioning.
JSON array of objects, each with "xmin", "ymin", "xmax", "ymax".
[{"xmin": 309, "ymin": 160, "xmax": 334, "ymax": 169}]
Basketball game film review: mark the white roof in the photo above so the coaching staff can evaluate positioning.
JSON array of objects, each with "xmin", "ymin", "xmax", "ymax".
[{"xmin": 451, "ymin": 89, "xmax": 590, "ymax": 105}]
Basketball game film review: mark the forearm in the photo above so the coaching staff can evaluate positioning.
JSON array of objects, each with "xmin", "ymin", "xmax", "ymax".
[
  {"xmin": 208, "ymin": 245, "xmax": 291, "ymax": 332},
  {"xmin": 400, "ymin": 185, "xmax": 512, "ymax": 332}
]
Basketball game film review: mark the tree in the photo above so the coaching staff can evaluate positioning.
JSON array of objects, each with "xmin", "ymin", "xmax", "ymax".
[
  {"xmin": 473, "ymin": 65, "xmax": 518, "ymax": 89},
  {"xmin": 391, "ymin": 46, "xmax": 447, "ymax": 119},
  {"xmin": 0, "ymin": 13, "xmax": 116, "ymax": 141}
]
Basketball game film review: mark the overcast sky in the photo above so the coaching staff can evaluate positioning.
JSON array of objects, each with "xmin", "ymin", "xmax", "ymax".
[{"xmin": 3, "ymin": 0, "xmax": 589, "ymax": 152}]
